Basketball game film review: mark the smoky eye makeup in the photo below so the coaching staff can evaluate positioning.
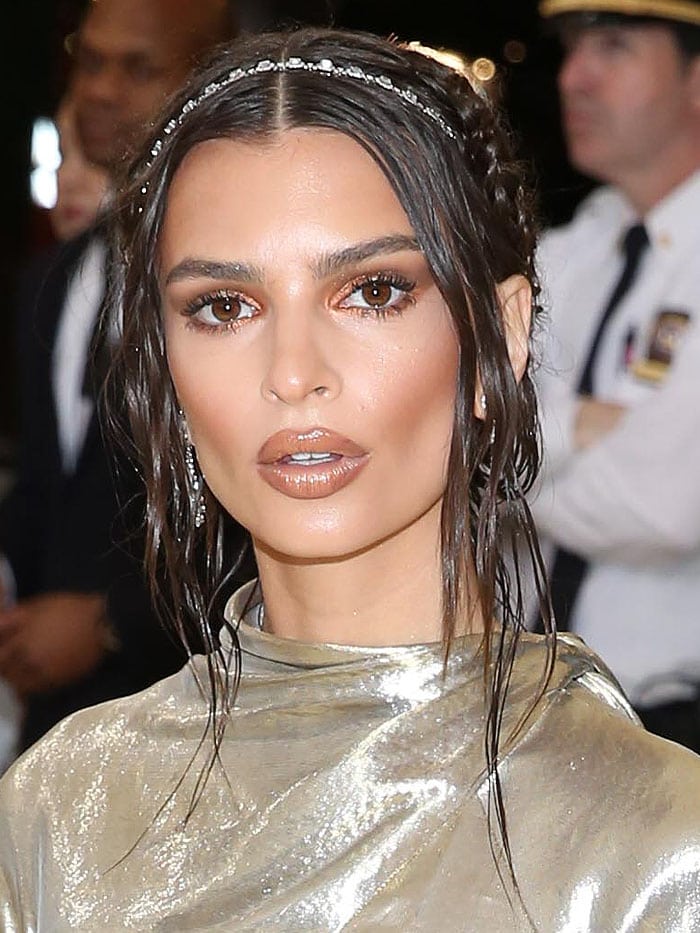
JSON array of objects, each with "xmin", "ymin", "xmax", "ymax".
[
  {"xmin": 179, "ymin": 287, "xmax": 261, "ymax": 334},
  {"xmin": 334, "ymin": 271, "xmax": 417, "ymax": 318}
]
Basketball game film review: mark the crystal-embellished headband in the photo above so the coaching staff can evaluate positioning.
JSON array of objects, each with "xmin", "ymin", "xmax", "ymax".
[{"xmin": 145, "ymin": 55, "xmax": 457, "ymax": 170}]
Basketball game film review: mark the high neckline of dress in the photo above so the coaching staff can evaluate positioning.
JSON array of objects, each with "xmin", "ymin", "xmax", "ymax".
[{"xmin": 221, "ymin": 579, "xmax": 483, "ymax": 671}]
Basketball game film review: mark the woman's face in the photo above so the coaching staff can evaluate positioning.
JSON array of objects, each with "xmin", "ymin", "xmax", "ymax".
[{"xmin": 161, "ymin": 128, "xmax": 460, "ymax": 562}]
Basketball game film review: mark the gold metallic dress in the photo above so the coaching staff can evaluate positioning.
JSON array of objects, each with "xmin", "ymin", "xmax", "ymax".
[{"xmin": 1, "ymin": 580, "xmax": 700, "ymax": 931}]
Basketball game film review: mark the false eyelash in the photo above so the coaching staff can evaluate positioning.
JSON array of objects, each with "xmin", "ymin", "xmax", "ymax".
[
  {"xmin": 338, "ymin": 271, "xmax": 417, "ymax": 317},
  {"xmin": 180, "ymin": 288, "xmax": 257, "ymax": 335},
  {"xmin": 182, "ymin": 288, "xmax": 244, "ymax": 316}
]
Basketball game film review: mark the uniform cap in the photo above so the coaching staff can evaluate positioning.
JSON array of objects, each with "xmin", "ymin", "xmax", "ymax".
[{"xmin": 539, "ymin": 0, "xmax": 700, "ymax": 26}]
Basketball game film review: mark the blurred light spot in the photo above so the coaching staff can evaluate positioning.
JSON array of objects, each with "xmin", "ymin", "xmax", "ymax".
[
  {"xmin": 503, "ymin": 39, "xmax": 527, "ymax": 64},
  {"xmin": 30, "ymin": 117, "xmax": 60, "ymax": 209},
  {"xmin": 31, "ymin": 168, "xmax": 58, "ymax": 210},
  {"xmin": 471, "ymin": 57, "xmax": 496, "ymax": 82}
]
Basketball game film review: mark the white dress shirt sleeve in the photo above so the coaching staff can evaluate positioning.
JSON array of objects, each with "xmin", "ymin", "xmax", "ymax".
[{"xmin": 531, "ymin": 315, "xmax": 700, "ymax": 564}]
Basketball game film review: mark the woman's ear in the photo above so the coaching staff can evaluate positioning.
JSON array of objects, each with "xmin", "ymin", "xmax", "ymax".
[
  {"xmin": 472, "ymin": 274, "xmax": 531, "ymax": 420},
  {"xmin": 496, "ymin": 273, "xmax": 531, "ymax": 383}
]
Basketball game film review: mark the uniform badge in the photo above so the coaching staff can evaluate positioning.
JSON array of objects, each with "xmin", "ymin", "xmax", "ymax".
[{"xmin": 630, "ymin": 309, "xmax": 691, "ymax": 384}]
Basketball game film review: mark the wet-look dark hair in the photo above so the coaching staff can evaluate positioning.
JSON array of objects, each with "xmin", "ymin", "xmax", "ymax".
[{"xmin": 106, "ymin": 24, "xmax": 553, "ymax": 909}]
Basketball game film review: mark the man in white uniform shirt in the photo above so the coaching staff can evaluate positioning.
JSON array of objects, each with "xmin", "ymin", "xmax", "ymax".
[{"xmin": 532, "ymin": 0, "xmax": 700, "ymax": 750}]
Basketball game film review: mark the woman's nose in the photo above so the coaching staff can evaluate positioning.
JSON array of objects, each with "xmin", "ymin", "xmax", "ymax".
[{"xmin": 260, "ymin": 310, "xmax": 342, "ymax": 405}]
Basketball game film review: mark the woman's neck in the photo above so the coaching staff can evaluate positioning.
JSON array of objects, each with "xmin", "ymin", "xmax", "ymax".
[{"xmin": 252, "ymin": 505, "xmax": 484, "ymax": 646}]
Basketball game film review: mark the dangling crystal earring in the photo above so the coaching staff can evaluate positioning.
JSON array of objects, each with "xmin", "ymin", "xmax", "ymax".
[{"xmin": 181, "ymin": 412, "xmax": 206, "ymax": 528}]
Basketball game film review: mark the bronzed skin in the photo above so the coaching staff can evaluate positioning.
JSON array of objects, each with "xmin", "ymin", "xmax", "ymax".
[{"xmin": 162, "ymin": 128, "xmax": 531, "ymax": 646}]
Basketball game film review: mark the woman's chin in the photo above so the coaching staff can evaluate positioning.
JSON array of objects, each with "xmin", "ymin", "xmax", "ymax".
[{"xmin": 251, "ymin": 531, "xmax": 378, "ymax": 568}]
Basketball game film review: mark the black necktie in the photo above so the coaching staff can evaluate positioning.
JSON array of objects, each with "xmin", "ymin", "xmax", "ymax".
[
  {"xmin": 577, "ymin": 223, "xmax": 650, "ymax": 395},
  {"xmin": 545, "ymin": 222, "xmax": 650, "ymax": 632}
]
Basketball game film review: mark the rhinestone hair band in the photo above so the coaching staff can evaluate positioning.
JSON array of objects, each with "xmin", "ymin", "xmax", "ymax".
[{"xmin": 145, "ymin": 55, "xmax": 457, "ymax": 170}]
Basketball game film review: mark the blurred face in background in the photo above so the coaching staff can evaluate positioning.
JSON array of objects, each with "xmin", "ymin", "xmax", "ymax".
[
  {"xmin": 71, "ymin": 0, "xmax": 229, "ymax": 170},
  {"xmin": 557, "ymin": 21, "xmax": 700, "ymax": 188},
  {"xmin": 51, "ymin": 96, "xmax": 109, "ymax": 242}
]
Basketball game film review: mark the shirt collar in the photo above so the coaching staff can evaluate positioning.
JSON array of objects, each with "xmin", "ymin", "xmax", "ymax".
[{"xmin": 644, "ymin": 168, "xmax": 700, "ymax": 252}]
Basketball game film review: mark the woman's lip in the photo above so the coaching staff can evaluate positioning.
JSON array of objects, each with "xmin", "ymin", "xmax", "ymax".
[
  {"xmin": 257, "ymin": 428, "xmax": 368, "ymax": 500},
  {"xmin": 258, "ymin": 454, "xmax": 368, "ymax": 500},
  {"xmin": 257, "ymin": 427, "xmax": 367, "ymax": 465}
]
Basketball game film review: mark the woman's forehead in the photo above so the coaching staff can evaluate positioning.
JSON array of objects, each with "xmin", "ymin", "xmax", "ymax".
[
  {"xmin": 169, "ymin": 127, "xmax": 375, "ymax": 185},
  {"xmin": 159, "ymin": 129, "xmax": 417, "ymax": 267}
]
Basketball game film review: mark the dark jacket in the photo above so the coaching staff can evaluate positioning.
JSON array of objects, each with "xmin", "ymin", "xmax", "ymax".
[{"xmin": 0, "ymin": 232, "xmax": 198, "ymax": 749}]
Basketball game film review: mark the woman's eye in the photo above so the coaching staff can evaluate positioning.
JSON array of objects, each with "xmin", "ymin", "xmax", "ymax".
[
  {"xmin": 184, "ymin": 291, "xmax": 258, "ymax": 329},
  {"xmin": 360, "ymin": 281, "xmax": 394, "ymax": 306},
  {"xmin": 338, "ymin": 275, "xmax": 415, "ymax": 315}
]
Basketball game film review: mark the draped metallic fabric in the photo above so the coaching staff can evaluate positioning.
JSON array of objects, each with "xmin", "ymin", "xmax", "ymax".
[{"xmin": 1, "ymin": 579, "xmax": 700, "ymax": 931}]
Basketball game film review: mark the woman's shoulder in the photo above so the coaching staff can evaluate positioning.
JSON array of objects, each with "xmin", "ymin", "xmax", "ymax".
[
  {"xmin": 532, "ymin": 628, "xmax": 699, "ymax": 753},
  {"xmin": 502, "ymin": 630, "xmax": 639, "ymax": 738},
  {"xmin": 548, "ymin": 630, "xmax": 640, "ymax": 717},
  {"xmin": 0, "ymin": 656, "xmax": 221, "ymax": 928},
  {"xmin": 502, "ymin": 633, "xmax": 700, "ymax": 923},
  {"xmin": 508, "ymin": 630, "xmax": 700, "ymax": 837},
  {"xmin": 0, "ymin": 657, "xmax": 204, "ymax": 806},
  {"xmin": 513, "ymin": 630, "xmax": 700, "ymax": 772}
]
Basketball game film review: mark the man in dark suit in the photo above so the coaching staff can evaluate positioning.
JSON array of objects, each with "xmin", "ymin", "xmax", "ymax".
[{"xmin": 0, "ymin": 0, "xmax": 242, "ymax": 754}]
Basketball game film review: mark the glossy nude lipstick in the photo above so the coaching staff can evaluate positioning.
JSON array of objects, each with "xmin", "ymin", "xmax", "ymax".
[{"xmin": 257, "ymin": 428, "xmax": 368, "ymax": 499}]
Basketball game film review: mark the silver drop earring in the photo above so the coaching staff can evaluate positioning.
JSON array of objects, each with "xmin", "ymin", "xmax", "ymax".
[{"xmin": 181, "ymin": 412, "xmax": 206, "ymax": 528}]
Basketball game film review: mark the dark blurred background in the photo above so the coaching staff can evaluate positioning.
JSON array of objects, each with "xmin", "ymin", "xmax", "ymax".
[{"xmin": 1, "ymin": 0, "xmax": 592, "ymax": 464}]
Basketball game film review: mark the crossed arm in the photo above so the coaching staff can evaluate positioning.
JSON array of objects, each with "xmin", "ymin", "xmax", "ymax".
[{"xmin": 531, "ymin": 319, "xmax": 700, "ymax": 565}]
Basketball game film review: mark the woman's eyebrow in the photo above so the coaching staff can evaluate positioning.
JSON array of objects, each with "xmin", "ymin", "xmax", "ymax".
[
  {"xmin": 164, "ymin": 235, "xmax": 421, "ymax": 287},
  {"xmin": 311, "ymin": 234, "xmax": 421, "ymax": 279},
  {"xmin": 164, "ymin": 258, "xmax": 264, "ymax": 286}
]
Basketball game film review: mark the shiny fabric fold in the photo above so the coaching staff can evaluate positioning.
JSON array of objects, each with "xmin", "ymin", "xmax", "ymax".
[{"xmin": 1, "ymin": 580, "xmax": 700, "ymax": 930}]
